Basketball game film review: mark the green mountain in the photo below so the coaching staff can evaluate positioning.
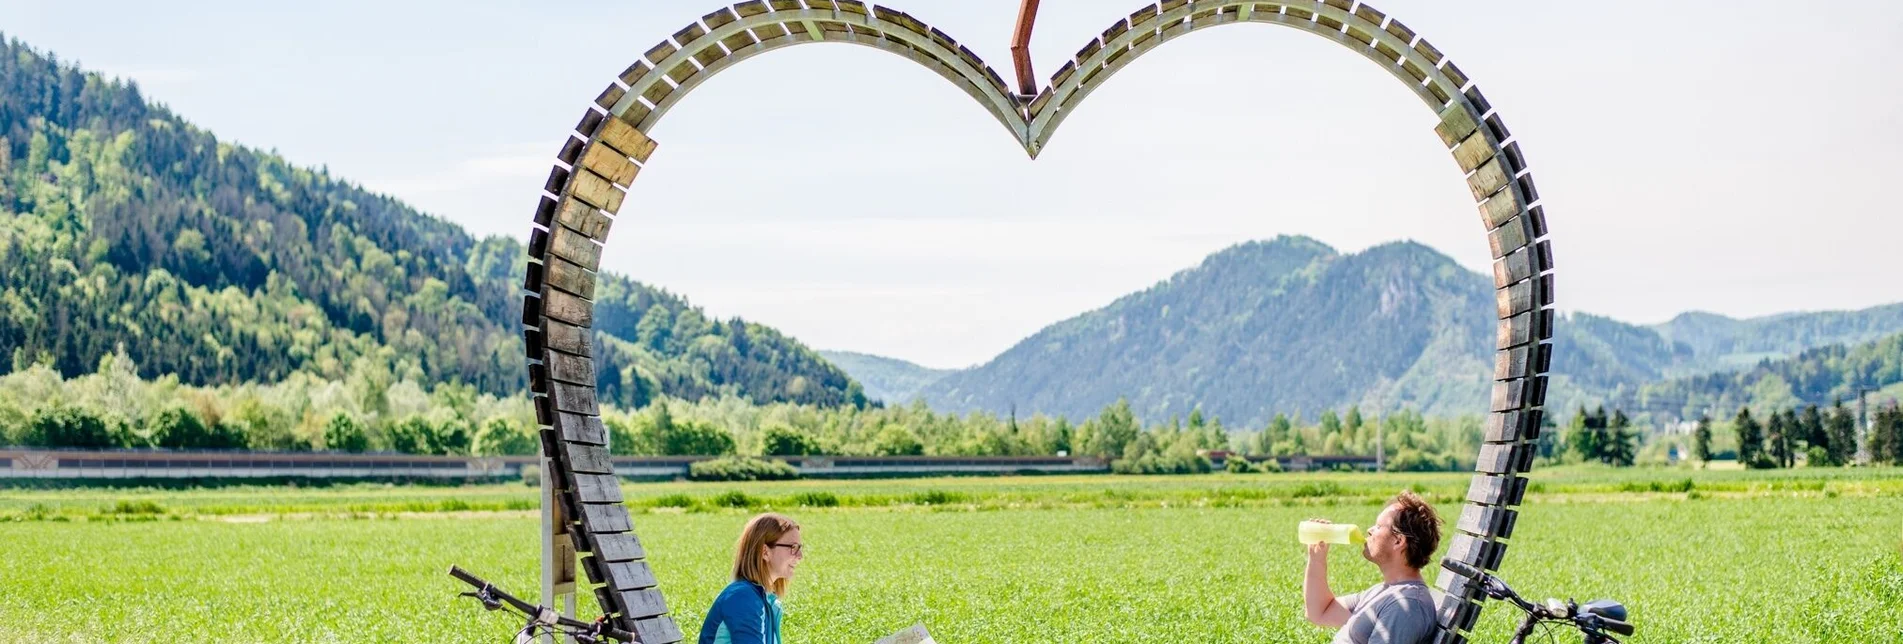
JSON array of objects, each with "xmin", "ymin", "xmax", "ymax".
[
  {"xmin": 873, "ymin": 236, "xmax": 1903, "ymax": 426},
  {"xmin": 1623, "ymin": 331, "xmax": 1903, "ymax": 421},
  {"xmin": 0, "ymin": 37, "xmax": 861, "ymax": 409},
  {"xmin": 916, "ymin": 236, "xmax": 1496, "ymax": 426},
  {"xmin": 815, "ymin": 350, "xmax": 951, "ymax": 404}
]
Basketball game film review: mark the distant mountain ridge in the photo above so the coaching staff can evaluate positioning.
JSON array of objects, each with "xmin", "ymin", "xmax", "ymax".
[
  {"xmin": 827, "ymin": 236, "xmax": 1903, "ymax": 425},
  {"xmin": 815, "ymin": 351, "xmax": 952, "ymax": 404}
]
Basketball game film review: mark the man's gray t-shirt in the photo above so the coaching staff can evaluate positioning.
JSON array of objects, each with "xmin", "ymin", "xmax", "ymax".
[{"xmin": 1331, "ymin": 580, "xmax": 1438, "ymax": 644}]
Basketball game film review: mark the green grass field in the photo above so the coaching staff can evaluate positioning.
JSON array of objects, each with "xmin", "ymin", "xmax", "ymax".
[{"xmin": 2, "ymin": 466, "xmax": 1900, "ymax": 643}]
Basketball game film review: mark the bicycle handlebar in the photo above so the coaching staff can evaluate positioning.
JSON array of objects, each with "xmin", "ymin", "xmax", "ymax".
[
  {"xmin": 1438, "ymin": 560, "xmax": 1634, "ymax": 640},
  {"xmin": 447, "ymin": 566, "xmax": 634, "ymax": 643}
]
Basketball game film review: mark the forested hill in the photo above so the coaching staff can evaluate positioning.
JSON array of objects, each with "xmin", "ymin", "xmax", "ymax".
[{"xmin": 0, "ymin": 37, "xmax": 862, "ymax": 408}]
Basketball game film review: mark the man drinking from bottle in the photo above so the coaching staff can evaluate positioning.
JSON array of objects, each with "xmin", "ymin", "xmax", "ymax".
[{"xmin": 1302, "ymin": 490, "xmax": 1443, "ymax": 644}]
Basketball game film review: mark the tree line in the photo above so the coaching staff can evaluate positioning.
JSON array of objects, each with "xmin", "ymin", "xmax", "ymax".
[{"xmin": 1690, "ymin": 400, "xmax": 1903, "ymax": 468}]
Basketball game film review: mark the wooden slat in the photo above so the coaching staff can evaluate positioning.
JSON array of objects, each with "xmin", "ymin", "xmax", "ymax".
[
  {"xmin": 556, "ymin": 197, "xmax": 614, "ymax": 241},
  {"xmin": 593, "ymin": 532, "xmax": 647, "ymax": 562},
  {"xmin": 594, "ymin": 84, "xmax": 627, "ymax": 111},
  {"xmin": 555, "ymin": 411, "xmax": 608, "ymax": 445},
  {"xmin": 544, "ymin": 319, "xmax": 592, "ymax": 356},
  {"xmin": 644, "ymin": 42, "xmax": 677, "ymax": 65},
  {"xmin": 673, "ymin": 23, "xmax": 708, "ymax": 47},
  {"xmin": 1487, "ymin": 214, "xmax": 1532, "ymax": 259},
  {"xmin": 620, "ymin": 588, "xmax": 669, "ymax": 619},
  {"xmin": 692, "ymin": 45, "xmax": 724, "ymax": 68},
  {"xmin": 1493, "ymin": 246, "xmax": 1534, "ymax": 288},
  {"xmin": 575, "ymin": 473, "xmax": 624, "ymax": 503},
  {"xmin": 1466, "ymin": 157, "xmax": 1512, "ymax": 201},
  {"xmin": 582, "ymin": 503, "xmax": 633, "ymax": 533},
  {"xmin": 1434, "ymin": 102, "xmax": 1481, "ymax": 147},
  {"xmin": 545, "ymin": 256, "xmax": 597, "ymax": 300},
  {"xmin": 568, "ymin": 170, "xmax": 627, "ymax": 213},
  {"xmin": 605, "ymin": 560, "xmax": 659, "ymax": 591},
  {"xmin": 1489, "ymin": 379, "xmax": 1526, "ymax": 412},
  {"xmin": 548, "ymin": 351, "xmax": 596, "ymax": 386},
  {"xmin": 542, "ymin": 287, "xmax": 594, "ymax": 328},
  {"xmin": 580, "ymin": 143, "xmax": 639, "ymax": 187},
  {"xmin": 1384, "ymin": 18, "xmax": 1416, "ymax": 42},
  {"xmin": 629, "ymin": 615, "xmax": 683, "ymax": 644},
  {"xmin": 551, "ymin": 381, "xmax": 600, "ymax": 415},
  {"xmin": 1492, "ymin": 346, "xmax": 1529, "ymax": 381},
  {"xmin": 1479, "ymin": 183, "xmax": 1523, "ymax": 230},
  {"xmin": 562, "ymin": 442, "xmax": 615, "ymax": 475},
  {"xmin": 602, "ymin": 105, "xmax": 651, "ymax": 151},
  {"xmin": 549, "ymin": 226, "xmax": 604, "ymax": 272},
  {"xmin": 1484, "ymin": 411, "xmax": 1528, "ymax": 443},
  {"xmin": 1495, "ymin": 309, "xmax": 1549, "ymax": 349}
]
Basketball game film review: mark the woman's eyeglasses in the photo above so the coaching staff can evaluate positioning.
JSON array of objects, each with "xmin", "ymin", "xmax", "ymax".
[{"xmin": 769, "ymin": 542, "xmax": 806, "ymax": 557}]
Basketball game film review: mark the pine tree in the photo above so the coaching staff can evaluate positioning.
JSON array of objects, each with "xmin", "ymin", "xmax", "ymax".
[
  {"xmin": 1735, "ymin": 407, "xmax": 1764, "ymax": 467},
  {"xmin": 1693, "ymin": 415, "xmax": 1713, "ymax": 464}
]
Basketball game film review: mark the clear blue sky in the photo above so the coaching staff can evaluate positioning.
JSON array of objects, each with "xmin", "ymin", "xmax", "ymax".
[{"xmin": 5, "ymin": 1, "xmax": 1902, "ymax": 368}]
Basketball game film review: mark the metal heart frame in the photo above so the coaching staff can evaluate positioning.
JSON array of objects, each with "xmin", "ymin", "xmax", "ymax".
[{"xmin": 518, "ymin": 1, "xmax": 1553, "ymax": 642}]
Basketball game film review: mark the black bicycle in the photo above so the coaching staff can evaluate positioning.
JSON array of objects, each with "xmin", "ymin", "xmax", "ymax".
[
  {"xmin": 1441, "ymin": 560, "xmax": 1634, "ymax": 644},
  {"xmin": 448, "ymin": 566, "xmax": 634, "ymax": 643}
]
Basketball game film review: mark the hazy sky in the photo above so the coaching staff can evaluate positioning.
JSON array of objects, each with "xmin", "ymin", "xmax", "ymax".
[{"xmin": 5, "ymin": 1, "xmax": 1901, "ymax": 368}]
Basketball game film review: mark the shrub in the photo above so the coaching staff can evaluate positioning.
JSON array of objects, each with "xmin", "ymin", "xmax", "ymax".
[
  {"xmin": 519, "ymin": 464, "xmax": 541, "ymax": 488},
  {"xmin": 23, "ymin": 406, "xmax": 116, "ymax": 449},
  {"xmin": 109, "ymin": 500, "xmax": 165, "ymax": 515},
  {"xmin": 1805, "ymin": 446, "xmax": 1836, "ymax": 467},
  {"xmin": 663, "ymin": 420, "xmax": 736, "ymax": 456},
  {"xmin": 1224, "ymin": 456, "xmax": 1260, "ymax": 474},
  {"xmin": 1111, "ymin": 453, "xmax": 1212, "ymax": 475},
  {"xmin": 1258, "ymin": 458, "xmax": 1284, "ymax": 473},
  {"xmin": 149, "ymin": 406, "xmax": 244, "ymax": 450},
  {"xmin": 323, "ymin": 412, "xmax": 369, "ymax": 453},
  {"xmin": 907, "ymin": 490, "xmax": 965, "ymax": 505},
  {"xmin": 711, "ymin": 490, "xmax": 756, "ymax": 508},
  {"xmin": 872, "ymin": 425, "xmax": 925, "ymax": 456},
  {"xmin": 791, "ymin": 491, "xmax": 839, "ymax": 507},
  {"xmin": 651, "ymin": 493, "xmax": 698, "ymax": 509},
  {"xmin": 761, "ymin": 425, "xmax": 826, "ymax": 456},
  {"xmin": 688, "ymin": 456, "xmax": 799, "ymax": 482},
  {"xmin": 474, "ymin": 417, "xmax": 538, "ymax": 456}
]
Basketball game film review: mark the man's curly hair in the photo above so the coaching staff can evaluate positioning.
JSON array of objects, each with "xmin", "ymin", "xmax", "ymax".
[{"xmin": 1390, "ymin": 490, "xmax": 1442, "ymax": 569}]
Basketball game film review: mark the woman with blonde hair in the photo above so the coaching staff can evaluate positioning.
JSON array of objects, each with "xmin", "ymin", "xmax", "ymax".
[{"xmin": 698, "ymin": 513, "xmax": 803, "ymax": 644}]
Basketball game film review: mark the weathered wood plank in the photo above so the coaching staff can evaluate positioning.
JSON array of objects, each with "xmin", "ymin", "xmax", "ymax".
[
  {"xmin": 580, "ymin": 143, "xmax": 639, "ymax": 187},
  {"xmin": 549, "ymin": 226, "xmax": 604, "ymax": 272},
  {"xmin": 547, "ymin": 351, "xmax": 596, "ymax": 386},
  {"xmin": 555, "ymin": 411, "xmax": 608, "ymax": 445},
  {"xmin": 582, "ymin": 502, "xmax": 633, "ymax": 533},
  {"xmin": 556, "ymin": 197, "xmax": 614, "ymax": 241},
  {"xmin": 551, "ymin": 381, "xmax": 599, "ymax": 415},
  {"xmin": 544, "ymin": 256, "xmax": 597, "ymax": 300},
  {"xmin": 568, "ymin": 169, "xmax": 627, "ymax": 213},
  {"xmin": 541, "ymin": 287, "xmax": 594, "ymax": 328},
  {"xmin": 562, "ymin": 442, "xmax": 614, "ymax": 475},
  {"xmin": 575, "ymin": 473, "xmax": 624, "ymax": 503},
  {"xmin": 593, "ymin": 531, "xmax": 647, "ymax": 562},
  {"xmin": 1434, "ymin": 102, "xmax": 1481, "ymax": 148}
]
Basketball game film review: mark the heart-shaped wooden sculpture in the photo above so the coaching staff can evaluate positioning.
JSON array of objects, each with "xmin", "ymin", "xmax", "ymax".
[{"xmin": 519, "ymin": 2, "xmax": 1552, "ymax": 641}]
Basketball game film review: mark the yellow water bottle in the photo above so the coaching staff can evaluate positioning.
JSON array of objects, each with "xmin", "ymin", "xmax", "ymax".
[{"xmin": 1298, "ymin": 520, "xmax": 1366, "ymax": 545}]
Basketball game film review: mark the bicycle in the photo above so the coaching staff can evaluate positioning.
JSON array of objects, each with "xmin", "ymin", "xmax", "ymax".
[
  {"xmin": 448, "ymin": 565, "xmax": 635, "ymax": 644},
  {"xmin": 1441, "ymin": 560, "xmax": 1635, "ymax": 644}
]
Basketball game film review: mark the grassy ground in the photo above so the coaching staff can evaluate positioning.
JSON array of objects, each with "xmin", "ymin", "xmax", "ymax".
[{"xmin": 1, "ymin": 466, "xmax": 1899, "ymax": 642}]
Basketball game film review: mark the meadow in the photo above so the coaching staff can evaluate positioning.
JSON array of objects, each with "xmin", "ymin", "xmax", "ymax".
[{"xmin": 2, "ymin": 466, "xmax": 1899, "ymax": 643}]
